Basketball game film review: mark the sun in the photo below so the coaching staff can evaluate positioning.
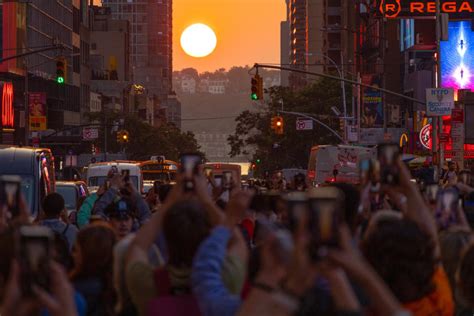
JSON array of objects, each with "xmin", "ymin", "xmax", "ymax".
[{"xmin": 180, "ymin": 23, "xmax": 217, "ymax": 58}]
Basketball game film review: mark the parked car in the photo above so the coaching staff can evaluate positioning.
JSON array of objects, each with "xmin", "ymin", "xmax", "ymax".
[{"xmin": 56, "ymin": 181, "xmax": 89, "ymax": 219}]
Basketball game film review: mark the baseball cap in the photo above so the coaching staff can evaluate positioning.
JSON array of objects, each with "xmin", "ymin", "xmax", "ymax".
[{"xmin": 106, "ymin": 198, "xmax": 133, "ymax": 220}]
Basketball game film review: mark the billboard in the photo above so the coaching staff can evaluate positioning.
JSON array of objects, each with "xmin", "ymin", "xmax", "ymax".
[
  {"xmin": 362, "ymin": 75, "xmax": 384, "ymax": 128},
  {"xmin": 29, "ymin": 92, "xmax": 47, "ymax": 131},
  {"xmin": 441, "ymin": 21, "xmax": 474, "ymax": 92}
]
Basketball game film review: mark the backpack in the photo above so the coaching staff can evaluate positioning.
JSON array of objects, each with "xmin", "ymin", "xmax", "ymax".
[{"xmin": 146, "ymin": 268, "xmax": 202, "ymax": 316}]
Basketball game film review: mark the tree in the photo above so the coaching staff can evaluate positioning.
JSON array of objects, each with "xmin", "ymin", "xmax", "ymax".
[
  {"xmin": 85, "ymin": 111, "xmax": 203, "ymax": 161},
  {"xmin": 228, "ymin": 77, "xmax": 350, "ymax": 173}
]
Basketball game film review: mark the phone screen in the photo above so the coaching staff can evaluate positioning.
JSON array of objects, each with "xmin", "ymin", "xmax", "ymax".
[
  {"xmin": 180, "ymin": 154, "xmax": 202, "ymax": 191},
  {"xmin": 121, "ymin": 169, "xmax": 130, "ymax": 183},
  {"xmin": 307, "ymin": 187, "xmax": 343, "ymax": 261},
  {"xmin": 223, "ymin": 171, "xmax": 233, "ymax": 189},
  {"xmin": 18, "ymin": 227, "xmax": 52, "ymax": 297},
  {"xmin": 0, "ymin": 175, "xmax": 21, "ymax": 218},
  {"xmin": 377, "ymin": 143, "xmax": 400, "ymax": 185},
  {"xmin": 286, "ymin": 194, "xmax": 308, "ymax": 232},
  {"xmin": 204, "ymin": 168, "xmax": 212, "ymax": 178},
  {"xmin": 435, "ymin": 189, "xmax": 459, "ymax": 229}
]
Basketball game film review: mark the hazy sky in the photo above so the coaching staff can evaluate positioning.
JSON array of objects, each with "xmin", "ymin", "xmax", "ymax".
[{"xmin": 93, "ymin": 0, "xmax": 286, "ymax": 73}]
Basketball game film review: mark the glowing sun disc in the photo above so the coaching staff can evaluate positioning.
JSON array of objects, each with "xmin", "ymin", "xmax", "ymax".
[{"xmin": 180, "ymin": 23, "xmax": 217, "ymax": 58}]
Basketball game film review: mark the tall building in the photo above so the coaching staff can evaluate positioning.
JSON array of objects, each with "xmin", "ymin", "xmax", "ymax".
[
  {"xmin": 280, "ymin": 0, "xmax": 290, "ymax": 87},
  {"xmin": 90, "ymin": 5, "xmax": 130, "ymax": 113},
  {"xmin": 102, "ymin": 0, "xmax": 172, "ymax": 101},
  {"xmin": 287, "ymin": 0, "xmax": 356, "ymax": 89},
  {"xmin": 0, "ymin": 0, "xmax": 84, "ymax": 145}
]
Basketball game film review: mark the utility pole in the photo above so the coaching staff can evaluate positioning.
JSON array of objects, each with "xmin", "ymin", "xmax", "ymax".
[
  {"xmin": 24, "ymin": 1, "xmax": 29, "ymax": 146},
  {"xmin": 340, "ymin": 50, "xmax": 347, "ymax": 143},
  {"xmin": 434, "ymin": 0, "xmax": 442, "ymax": 172}
]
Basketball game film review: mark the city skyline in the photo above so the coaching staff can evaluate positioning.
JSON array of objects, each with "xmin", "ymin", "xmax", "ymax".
[{"xmin": 94, "ymin": 0, "xmax": 285, "ymax": 73}]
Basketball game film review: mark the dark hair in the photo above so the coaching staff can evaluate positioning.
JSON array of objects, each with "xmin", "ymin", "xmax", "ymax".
[
  {"xmin": 163, "ymin": 200, "xmax": 211, "ymax": 268},
  {"xmin": 42, "ymin": 193, "xmax": 65, "ymax": 217},
  {"xmin": 439, "ymin": 229, "xmax": 473, "ymax": 291},
  {"xmin": 362, "ymin": 219, "xmax": 436, "ymax": 302},
  {"xmin": 459, "ymin": 244, "xmax": 474, "ymax": 307},
  {"xmin": 71, "ymin": 223, "xmax": 116, "ymax": 315},
  {"xmin": 329, "ymin": 183, "xmax": 360, "ymax": 233},
  {"xmin": 158, "ymin": 184, "xmax": 172, "ymax": 203},
  {"xmin": 71, "ymin": 223, "xmax": 116, "ymax": 280}
]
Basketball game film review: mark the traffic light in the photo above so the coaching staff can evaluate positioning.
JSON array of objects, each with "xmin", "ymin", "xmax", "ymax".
[
  {"xmin": 117, "ymin": 130, "xmax": 130, "ymax": 143},
  {"xmin": 271, "ymin": 116, "xmax": 284, "ymax": 135},
  {"xmin": 250, "ymin": 74, "xmax": 263, "ymax": 100},
  {"xmin": 339, "ymin": 118, "xmax": 345, "ymax": 132},
  {"xmin": 56, "ymin": 56, "xmax": 66, "ymax": 84}
]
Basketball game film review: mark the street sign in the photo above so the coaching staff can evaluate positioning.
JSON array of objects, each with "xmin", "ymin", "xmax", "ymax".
[
  {"xmin": 82, "ymin": 127, "xmax": 99, "ymax": 140},
  {"xmin": 296, "ymin": 118, "xmax": 313, "ymax": 131},
  {"xmin": 426, "ymin": 88, "xmax": 454, "ymax": 116}
]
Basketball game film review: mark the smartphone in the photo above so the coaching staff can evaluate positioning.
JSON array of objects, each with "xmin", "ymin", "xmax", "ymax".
[
  {"xmin": 204, "ymin": 167, "xmax": 212, "ymax": 178},
  {"xmin": 179, "ymin": 153, "xmax": 202, "ymax": 191},
  {"xmin": 307, "ymin": 187, "xmax": 344, "ymax": 261},
  {"xmin": 222, "ymin": 171, "xmax": 233, "ymax": 190},
  {"xmin": 284, "ymin": 192, "xmax": 309, "ymax": 232},
  {"xmin": 435, "ymin": 188, "xmax": 459, "ymax": 230},
  {"xmin": 18, "ymin": 226, "xmax": 53, "ymax": 297},
  {"xmin": 104, "ymin": 180, "xmax": 110, "ymax": 190},
  {"xmin": 121, "ymin": 169, "xmax": 130, "ymax": 183},
  {"xmin": 377, "ymin": 143, "xmax": 400, "ymax": 185},
  {"xmin": 0, "ymin": 175, "xmax": 22, "ymax": 218}
]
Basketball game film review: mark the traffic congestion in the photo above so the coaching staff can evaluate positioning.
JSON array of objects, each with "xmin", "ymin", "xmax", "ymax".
[{"xmin": 1, "ymin": 142, "xmax": 474, "ymax": 316}]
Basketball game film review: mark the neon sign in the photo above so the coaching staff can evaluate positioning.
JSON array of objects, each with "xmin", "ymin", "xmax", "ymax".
[
  {"xmin": 1, "ymin": 82, "xmax": 14, "ymax": 128},
  {"xmin": 419, "ymin": 124, "xmax": 432, "ymax": 150},
  {"xmin": 378, "ymin": 0, "xmax": 474, "ymax": 18}
]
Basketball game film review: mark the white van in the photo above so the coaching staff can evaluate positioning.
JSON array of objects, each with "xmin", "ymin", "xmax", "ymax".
[
  {"xmin": 307, "ymin": 145, "xmax": 376, "ymax": 185},
  {"xmin": 87, "ymin": 161, "xmax": 143, "ymax": 193}
]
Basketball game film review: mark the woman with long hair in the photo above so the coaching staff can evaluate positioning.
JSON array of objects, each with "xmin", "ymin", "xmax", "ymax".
[{"xmin": 71, "ymin": 223, "xmax": 117, "ymax": 316}]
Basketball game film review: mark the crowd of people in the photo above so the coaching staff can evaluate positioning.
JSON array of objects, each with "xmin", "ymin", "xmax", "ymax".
[{"xmin": 1, "ymin": 157, "xmax": 474, "ymax": 316}]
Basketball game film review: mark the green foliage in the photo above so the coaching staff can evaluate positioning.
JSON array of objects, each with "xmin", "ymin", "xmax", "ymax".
[
  {"xmin": 228, "ymin": 77, "xmax": 351, "ymax": 172},
  {"xmin": 85, "ymin": 110, "xmax": 202, "ymax": 161}
]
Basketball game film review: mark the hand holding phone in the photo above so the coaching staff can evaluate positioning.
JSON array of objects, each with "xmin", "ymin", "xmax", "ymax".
[
  {"xmin": 377, "ymin": 143, "xmax": 400, "ymax": 185},
  {"xmin": 307, "ymin": 187, "xmax": 344, "ymax": 261},
  {"xmin": 0, "ymin": 175, "xmax": 22, "ymax": 219},
  {"xmin": 18, "ymin": 226, "xmax": 53, "ymax": 297},
  {"xmin": 180, "ymin": 153, "xmax": 202, "ymax": 191}
]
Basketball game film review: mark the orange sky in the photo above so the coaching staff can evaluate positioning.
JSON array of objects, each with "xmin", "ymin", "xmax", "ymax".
[
  {"xmin": 173, "ymin": 0, "xmax": 286, "ymax": 72},
  {"xmin": 94, "ymin": 0, "xmax": 286, "ymax": 73}
]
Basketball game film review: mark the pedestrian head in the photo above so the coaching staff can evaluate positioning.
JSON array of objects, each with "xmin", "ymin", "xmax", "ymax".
[
  {"xmin": 71, "ymin": 223, "xmax": 116, "ymax": 280},
  {"xmin": 163, "ymin": 200, "xmax": 211, "ymax": 268},
  {"xmin": 362, "ymin": 218, "xmax": 436, "ymax": 303},
  {"xmin": 42, "ymin": 193, "xmax": 65, "ymax": 218},
  {"xmin": 439, "ymin": 228, "xmax": 473, "ymax": 290},
  {"xmin": 105, "ymin": 198, "xmax": 134, "ymax": 239}
]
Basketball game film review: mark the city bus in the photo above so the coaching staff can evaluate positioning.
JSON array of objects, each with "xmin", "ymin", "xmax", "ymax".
[{"xmin": 139, "ymin": 158, "xmax": 179, "ymax": 183}]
